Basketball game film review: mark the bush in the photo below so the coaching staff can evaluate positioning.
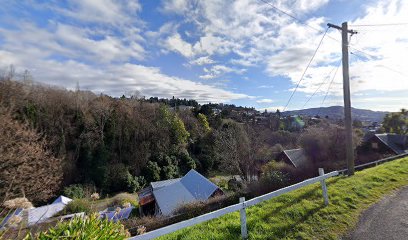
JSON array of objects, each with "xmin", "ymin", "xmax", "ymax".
[
  {"xmin": 143, "ymin": 161, "xmax": 161, "ymax": 182},
  {"xmin": 109, "ymin": 193, "xmax": 138, "ymax": 208},
  {"xmin": 62, "ymin": 184, "xmax": 85, "ymax": 199},
  {"xmin": 29, "ymin": 213, "xmax": 129, "ymax": 239},
  {"xmin": 61, "ymin": 199, "xmax": 92, "ymax": 215}
]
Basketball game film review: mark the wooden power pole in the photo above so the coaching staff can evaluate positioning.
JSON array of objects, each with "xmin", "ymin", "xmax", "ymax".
[{"xmin": 327, "ymin": 22, "xmax": 357, "ymax": 176}]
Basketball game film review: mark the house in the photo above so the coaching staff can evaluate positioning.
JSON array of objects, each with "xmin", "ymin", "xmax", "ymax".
[
  {"xmin": 27, "ymin": 195, "xmax": 72, "ymax": 225},
  {"xmin": 276, "ymin": 148, "xmax": 311, "ymax": 168},
  {"xmin": 138, "ymin": 169, "xmax": 223, "ymax": 216},
  {"xmin": 366, "ymin": 133, "xmax": 408, "ymax": 155}
]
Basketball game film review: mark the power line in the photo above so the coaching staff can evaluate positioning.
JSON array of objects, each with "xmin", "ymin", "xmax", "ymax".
[
  {"xmin": 258, "ymin": 0, "xmax": 323, "ymax": 33},
  {"xmin": 302, "ymin": 66, "xmax": 336, "ymax": 108},
  {"xmin": 350, "ymin": 52, "xmax": 408, "ymax": 77},
  {"xmin": 258, "ymin": 0, "xmax": 386, "ymax": 71},
  {"xmin": 317, "ymin": 63, "xmax": 341, "ymax": 116},
  {"xmin": 283, "ymin": 27, "xmax": 329, "ymax": 112}
]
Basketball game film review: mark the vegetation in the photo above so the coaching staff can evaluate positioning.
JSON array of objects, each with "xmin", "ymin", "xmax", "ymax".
[
  {"xmin": 299, "ymin": 123, "xmax": 362, "ymax": 170},
  {"xmin": 158, "ymin": 156, "xmax": 408, "ymax": 240},
  {"xmin": 381, "ymin": 108, "xmax": 408, "ymax": 134},
  {"xmin": 61, "ymin": 199, "xmax": 93, "ymax": 215},
  {"xmin": 0, "ymin": 106, "xmax": 62, "ymax": 203},
  {"xmin": 26, "ymin": 214, "xmax": 129, "ymax": 239},
  {"xmin": 0, "ymin": 78, "xmax": 303, "ymax": 201},
  {"xmin": 63, "ymin": 184, "xmax": 86, "ymax": 199}
]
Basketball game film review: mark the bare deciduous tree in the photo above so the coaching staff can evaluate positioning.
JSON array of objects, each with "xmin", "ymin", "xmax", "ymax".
[{"xmin": 0, "ymin": 107, "xmax": 63, "ymax": 203}]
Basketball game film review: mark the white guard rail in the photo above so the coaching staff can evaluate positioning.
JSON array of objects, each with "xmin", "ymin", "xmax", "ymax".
[{"xmin": 129, "ymin": 168, "xmax": 339, "ymax": 240}]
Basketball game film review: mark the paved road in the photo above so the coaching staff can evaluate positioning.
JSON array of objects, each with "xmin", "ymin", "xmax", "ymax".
[{"xmin": 347, "ymin": 186, "xmax": 408, "ymax": 240}]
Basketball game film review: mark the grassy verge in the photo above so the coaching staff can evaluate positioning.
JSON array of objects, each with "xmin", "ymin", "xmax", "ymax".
[{"xmin": 158, "ymin": 157, "xmax": 408, "ymax": 240}]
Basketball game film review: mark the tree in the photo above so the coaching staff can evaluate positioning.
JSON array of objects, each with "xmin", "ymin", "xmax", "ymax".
[
  {"xmin": 197, "ymin": 113, "xmax": 211, "ymax": 133},
  {"xmin": 214, "ymin": 120, "xmax": 252, "ymax": 180},
  {"xmin": 299, "ymin": 123, "xmax": 362, "ymax": 169},
  {"xmin": 143, "ymin": 161, "xmax": 161, "ymax": 182},
  {"xmin": 382, "ymin": 109, "xmax": 408, "ymax": 134},
  {"xmin": 0, "ymin": 107, "xmax": 63, "ymax": 203}
]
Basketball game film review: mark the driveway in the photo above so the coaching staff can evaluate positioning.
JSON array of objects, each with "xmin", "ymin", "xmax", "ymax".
[{"xmin": 347, "ymin": 186, "xmax": 408, "ymax": 240}]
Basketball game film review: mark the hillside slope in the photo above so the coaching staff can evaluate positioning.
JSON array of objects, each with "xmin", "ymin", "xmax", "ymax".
[
  {"xmin": 159, "ymin": 157, "xmax": 408, "ymax": 240},
  {"xmin": 283, "ymin": 106, "xmax": 388, "ymax": 122}
]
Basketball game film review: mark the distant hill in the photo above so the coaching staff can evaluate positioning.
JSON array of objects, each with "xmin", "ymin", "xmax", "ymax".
[{"xmin": 282, "ymin": 106, "xmax": 389, "ymax": 122}]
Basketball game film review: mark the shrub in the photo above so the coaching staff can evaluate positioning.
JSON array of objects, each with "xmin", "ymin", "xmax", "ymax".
[
  {"xmin": 61, "ymin": 199, "xmax": 92, "ymax": 215},
  {"xmin": 29, "ymin": 213, "xmax": 129, "ymax": 239},
  {"xmin": 104, "ymin": 164, "xmax": 143, "ymax": 193},
  {"xmin": 174, "ymin": 193, "xmax": 240, "ymax": 218},
  {"xmin": 143, "ymin": 161, "xmax": 161, "ymax": 182},
  {"xmin": 109, "ymin": 193, "xmax": 138, "ymax": 208},
  {"xmin": 62, "ymin": 184, "xmax": 85, "ymax": 199}
]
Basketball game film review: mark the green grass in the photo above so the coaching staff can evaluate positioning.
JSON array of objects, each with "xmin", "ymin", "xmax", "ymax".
[{"xmin": 159, "ymin": 157, "xmax": 408, "ymax": 240}]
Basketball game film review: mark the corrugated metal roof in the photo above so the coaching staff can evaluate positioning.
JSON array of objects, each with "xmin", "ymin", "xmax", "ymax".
[
  {"xmin": 180, "ymin": 170, "xmax": 219, "ymax": 200},
  {"xmin": 375, "ymin": 134, "xmax": 408, "ymax": 154},
  {"xmin": 150, "ymin": 178, "xmax": 181, "ymax": 190},
  {"xmin": 152, "ymin": 169, "xmax": 220, "ymax": 216},
  {"xmin": 28, "ymin": 196, "xmax": 72, "ymax": 225},
  {"xmin": 153, "ymin": 181, "xmax": 195, "ymax": 215},
  {"xmin": 283, "ymin": 148, "xmax": 310, "ymax": 168},
  {"xmin": 52, "ymin": 196, "xmax": 72, "ymax": 205}
]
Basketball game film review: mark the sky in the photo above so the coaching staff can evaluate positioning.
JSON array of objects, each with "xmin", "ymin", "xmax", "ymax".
[{"xmin": 0, "ymin": 0, "xmax": 407, "ymax": 112}]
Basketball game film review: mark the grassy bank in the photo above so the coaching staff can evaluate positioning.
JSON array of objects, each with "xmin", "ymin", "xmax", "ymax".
[{"xmin": 159, "ymin": 157, "xmax": 408, "ymax": 240}]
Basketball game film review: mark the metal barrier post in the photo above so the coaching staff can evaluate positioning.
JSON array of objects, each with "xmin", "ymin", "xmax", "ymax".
[
  {"xmin": 319, "ymin": 168, "xmax": 329, "ymax": 206},
  {"xmin": 239, "ymin": 197, "xmax": 248, "ymax": 239}
]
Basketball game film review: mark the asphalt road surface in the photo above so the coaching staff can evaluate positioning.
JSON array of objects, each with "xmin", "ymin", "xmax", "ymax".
[{"xmin": 347, "ymin": 186, "xmax": 408, "ymax": 240}]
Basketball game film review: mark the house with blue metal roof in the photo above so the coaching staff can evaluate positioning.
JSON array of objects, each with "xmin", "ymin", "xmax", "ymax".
[{"xmin": 138, "ymin": 169, "xmax": 223, "ymax": 216}]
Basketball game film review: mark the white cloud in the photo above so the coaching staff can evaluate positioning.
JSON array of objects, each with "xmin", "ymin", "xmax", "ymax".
[
  {"xmin": 200, "ymin": 65, "xmax": 246, "ymax": 79},
  {"xmin": 275, "ymin": 0, "xmax": 408, "ymax": 112},
  {"xmin": 256, "ymin": 98, "xmax": 274, "ymax": 103},
  {"xmin": 54, "ymin": 0, "xmax": 142, "ymax": 25},
  {"xmin": 0, "ymin": 47, "xmax": 250, "ymax": 103},
  {"xmin": 0, "ymin": 1, "xmax": 251, "ymax": 104},
  {"xmin": 257, "ymin": 85, "xmax": 274, "ymax": 89},
  {"xmin": 165, "ymin": 33, "xmax": 195, "ymax": 58},
  {"xmin": 190, "ymin": 56, "xmax": 216, "ymax": 66}
]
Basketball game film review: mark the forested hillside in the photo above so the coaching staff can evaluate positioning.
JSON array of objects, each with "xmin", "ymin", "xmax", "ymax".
[{"xmin": 0, "ymin": 79, "xmax": 300, "ymax": 202}]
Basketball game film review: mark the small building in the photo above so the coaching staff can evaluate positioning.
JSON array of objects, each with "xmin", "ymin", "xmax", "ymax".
[
  {"xmin": 276, "ymin": 148, "xmax": 311, "ymax": 168},
  {"xmin": 138, "ymin": 169, "xmax": 223, "ymax": 216},
  {"xmin": 27, "ymin": 195, "xmax": 72, "ymax": 225},
  {"xmin": 366, "ymin": 133, "xmax": 408, "ymax": 155}
]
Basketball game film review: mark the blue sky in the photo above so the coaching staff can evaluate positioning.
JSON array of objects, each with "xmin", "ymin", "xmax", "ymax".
[{"xmin": 0, "ymin": 0, "xmax": 407, "ymax": 111}]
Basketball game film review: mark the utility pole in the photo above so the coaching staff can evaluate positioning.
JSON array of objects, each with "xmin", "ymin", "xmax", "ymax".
[{"xmin": 327, "ymin": 22, "xmax": 357, "ymax": 176}]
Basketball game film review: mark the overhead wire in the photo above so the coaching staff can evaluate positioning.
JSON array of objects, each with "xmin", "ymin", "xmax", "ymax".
[
  {"xmin": 282, "ymin": 27, "xmax": 329, "ymax": 112},
  {"xmin": 258, "ymin": 0, "xmax": 383, "ymax": 59},
  {"xmin": 317, "ymin": 63, "xmax": 342, "ymax": 116},
  {"xmin": 258, "ymin": 0, "xmax": 323, "ymax": 33},
  {"xmin": 302, "ymin": 66, "xmax": 337, "ymax": 109},
  {"xmin": 350, "ymin": 52, "xmax": 408, "ymax": 77}
]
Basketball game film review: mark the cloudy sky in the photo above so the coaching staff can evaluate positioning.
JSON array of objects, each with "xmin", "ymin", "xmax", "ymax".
[{"xmin": 0, "ymin": 0, "xmax": 407, "ymax": 111}]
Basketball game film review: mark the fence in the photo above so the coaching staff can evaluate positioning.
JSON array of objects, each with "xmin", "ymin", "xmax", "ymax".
[
  {"xmin": 129, "ymin": 168, "xmax": 339, "ymax": 240},
  {"xmin": 338, "ymin": 152, "xmax": 408, "ymax": 174}
]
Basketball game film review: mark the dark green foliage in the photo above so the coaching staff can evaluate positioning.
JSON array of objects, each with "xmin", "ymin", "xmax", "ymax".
[
  {"xmin": 130, "ymin": 176, "xmax": 146, "ymax": 193},
  {"xmin": 103, "ymin": 164, "xmax": 142, "ymax": 193},
  {"xmin": 178, "ymin": 151, "xmax": 196, "ymax": 175},
  {"xmin": 382, "ymin": 109, "xmax": 408, "ymax": 134},
  {"xmin": 62, "ymin": 199, "xmax": 92, "ymax": 215},
  {"xmin": 89, "ymin": 143, "xmax": 109, "ymax": 188},
  {"xmin": 143, "ymin": 161, "xmax": 161, "ymax": 182},
  {"xmin": 63, "ymin": 184, "xmax": 85, "ymax": 199}
]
